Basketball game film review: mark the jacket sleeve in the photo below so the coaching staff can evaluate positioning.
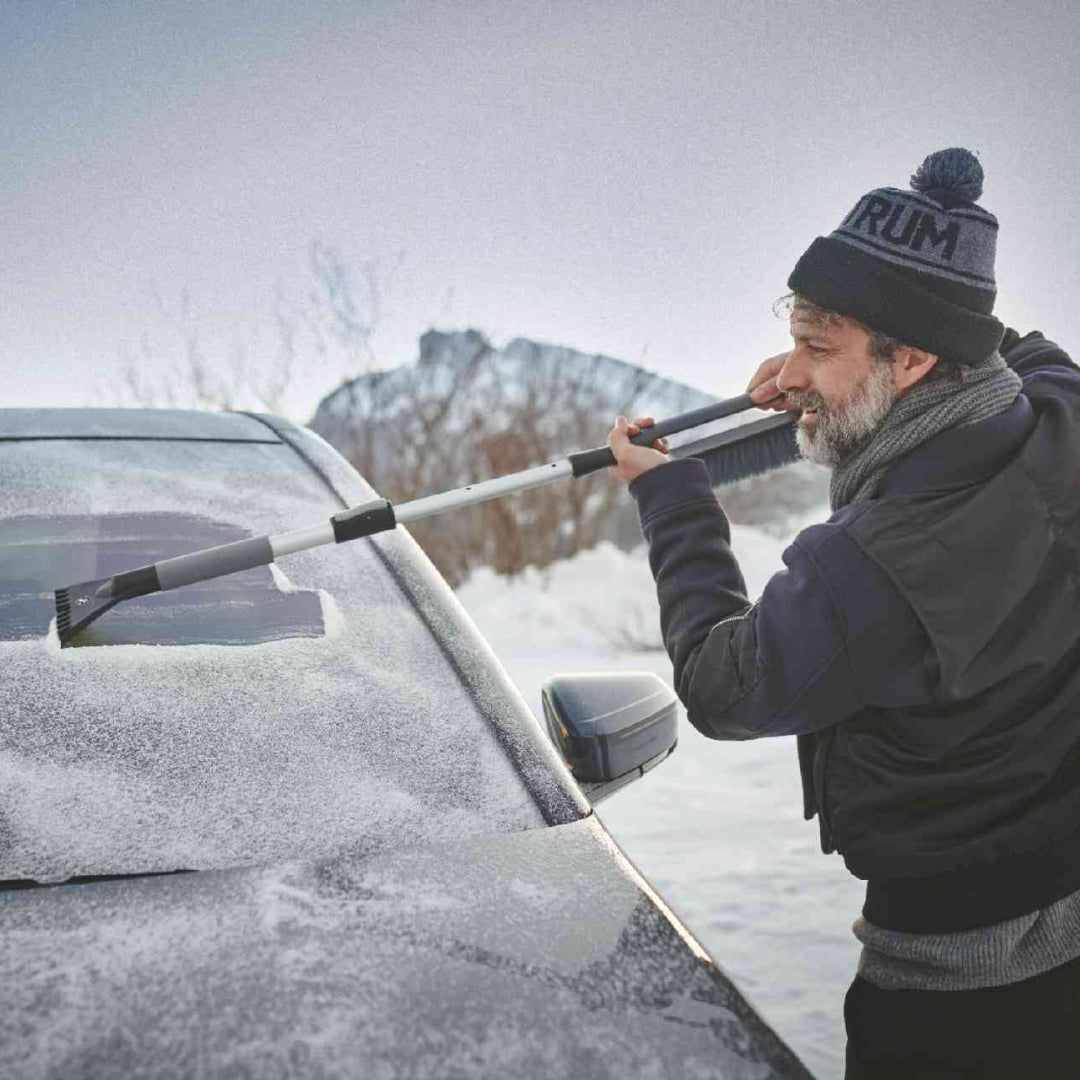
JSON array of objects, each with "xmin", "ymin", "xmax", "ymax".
[{"xmin": 628, "ymin": 457, "xmax": 934, "ymax": 740}]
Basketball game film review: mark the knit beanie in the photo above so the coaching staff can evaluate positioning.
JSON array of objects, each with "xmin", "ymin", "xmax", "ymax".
[{"xmin": 787, "ymin": 147, "xmax": 1004, "ymax": 364}]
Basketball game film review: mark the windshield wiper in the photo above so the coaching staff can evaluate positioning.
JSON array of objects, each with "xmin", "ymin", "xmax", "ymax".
[{"xmin": 0, "ymin": 869, "xmax": 195, "ymax": 892}]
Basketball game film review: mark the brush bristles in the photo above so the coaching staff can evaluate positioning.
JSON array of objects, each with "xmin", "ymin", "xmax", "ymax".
[
  {"xmin": 671, "ymin": 413, "xmax": 800, "ymax": 486},
  {"xmin": 703, "ymin": 424, "xmax": 800, "ymax": 487}
]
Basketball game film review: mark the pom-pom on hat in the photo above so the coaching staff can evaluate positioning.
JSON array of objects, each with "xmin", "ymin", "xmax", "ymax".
[{"xmin": 787, "ymin": 147, "xmax": 1004, "ymax": 364}]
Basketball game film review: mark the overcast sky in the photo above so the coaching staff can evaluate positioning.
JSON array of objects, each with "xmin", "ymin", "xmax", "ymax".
[{"xmin": 5, "ymin": 0, "xmax": 1079, "ymax": 420}]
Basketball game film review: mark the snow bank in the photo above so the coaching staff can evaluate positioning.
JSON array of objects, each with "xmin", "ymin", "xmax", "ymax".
[{"xmin": 456, "ymin": 526, "xmax": 794, "ymax": 657}]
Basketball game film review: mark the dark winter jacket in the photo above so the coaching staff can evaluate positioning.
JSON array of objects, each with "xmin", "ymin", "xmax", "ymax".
[{"xmin": 629, "ymin": 331, "xmax": 1080, "ymax": 935}]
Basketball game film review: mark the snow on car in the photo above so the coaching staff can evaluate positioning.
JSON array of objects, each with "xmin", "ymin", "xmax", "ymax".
[{"xmin": 0, "ymin": 408, "xmax": 813, "ymax": 1079}]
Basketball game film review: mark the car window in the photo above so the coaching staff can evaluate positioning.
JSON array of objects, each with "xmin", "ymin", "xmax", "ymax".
[{"xmin": 0, "ymin": 438, "xmax": 545, "ymax": 884}]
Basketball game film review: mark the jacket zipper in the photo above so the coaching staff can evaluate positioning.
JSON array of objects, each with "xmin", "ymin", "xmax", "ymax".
[{"xmin": 709, "ymin": 602, "xmax": 757, "ymax": 633}]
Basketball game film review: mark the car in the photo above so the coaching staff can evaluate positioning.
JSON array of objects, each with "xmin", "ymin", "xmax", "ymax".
[{"xmin": 0, "ymin": 407, "xmax": 813, "ymax": 1079}]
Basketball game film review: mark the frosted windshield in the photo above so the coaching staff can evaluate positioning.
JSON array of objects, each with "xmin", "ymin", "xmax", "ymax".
[{"xmin": 0, "ymin": 439, "xmax": 544, "ymax": 882}]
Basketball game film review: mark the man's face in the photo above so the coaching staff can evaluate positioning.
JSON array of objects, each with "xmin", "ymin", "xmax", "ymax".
[{"xmin": 777, "ymin": 311, "xmax": 898, "ymax": 467}]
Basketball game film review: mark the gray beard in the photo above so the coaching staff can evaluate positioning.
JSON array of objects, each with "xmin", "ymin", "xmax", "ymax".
[{"xmin": 791, "ymin": 362, "xmax": 897, "ymax": 468}]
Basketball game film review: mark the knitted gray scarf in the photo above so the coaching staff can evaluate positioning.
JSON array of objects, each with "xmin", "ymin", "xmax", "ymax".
[{"xmin": 829, "ymin": 352, "xmax": 1022, "ymax": 510}]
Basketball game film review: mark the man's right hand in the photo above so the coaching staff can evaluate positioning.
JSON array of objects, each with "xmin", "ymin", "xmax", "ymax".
[{"xmin": 747, "ymin": 352, "xmax": 800, "ymax": 411}]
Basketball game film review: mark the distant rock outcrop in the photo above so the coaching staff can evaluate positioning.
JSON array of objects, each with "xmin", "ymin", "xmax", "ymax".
[
  {"xmin": 311, "ymin": 328, "xmax": 714, "ymax": 456},
  {"xmin": 310, "ymin": 329, "xmax": 827, "ymax": 584}
]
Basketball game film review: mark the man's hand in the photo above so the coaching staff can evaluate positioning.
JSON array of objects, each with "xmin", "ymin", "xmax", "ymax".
[
  {"xmin": 746, "ymin": 351, "xmax": 800, "ymax": 411},
  {"xmin": 606, "ymin": 416, "xmax": 670, "ymax": 483}
]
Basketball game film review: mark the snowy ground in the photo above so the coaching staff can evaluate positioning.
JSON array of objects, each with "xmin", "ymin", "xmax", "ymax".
[{"xmin": 456, "ymin": 524, "xmax": 864, "ymax": 1080}]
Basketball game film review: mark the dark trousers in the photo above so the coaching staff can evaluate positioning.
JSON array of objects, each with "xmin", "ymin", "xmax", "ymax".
[{"xmin": 844, "ymin": 953, "xmax": 1080, "ymax": 1079}]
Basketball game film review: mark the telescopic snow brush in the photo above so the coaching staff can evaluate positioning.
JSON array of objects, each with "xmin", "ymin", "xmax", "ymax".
[{"xmin": 54, "ymin": 395, "xmax": 799, "ymax": 645}]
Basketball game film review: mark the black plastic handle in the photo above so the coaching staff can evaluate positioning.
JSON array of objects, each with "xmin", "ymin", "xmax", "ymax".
[
  {"xmin": 332, "ymin": 498, "xmax": 397, "ymax": 542},
  {"xmin": 568, "ymin": 392, "xmax": 759, "ymax": 478}
]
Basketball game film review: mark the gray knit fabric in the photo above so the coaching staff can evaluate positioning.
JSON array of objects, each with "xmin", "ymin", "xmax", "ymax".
[
  {"xmin": 829, "ymin": 351, "xmax": 1023, "ymax": 510},
  {"xmin": 854, "ymin": 886, "xmax": 1080, "ymax": 992}
]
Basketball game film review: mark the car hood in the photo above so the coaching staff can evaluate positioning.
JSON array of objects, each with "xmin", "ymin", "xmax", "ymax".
[{"xmin": 1, "ymin": 815, "xmax": 810, "ymax": 1079}]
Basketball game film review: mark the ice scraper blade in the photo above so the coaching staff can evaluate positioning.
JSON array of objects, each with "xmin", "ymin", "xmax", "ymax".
[{"xmin": 54, "ymin": 575, "xmax": 128, "ymax": 644}]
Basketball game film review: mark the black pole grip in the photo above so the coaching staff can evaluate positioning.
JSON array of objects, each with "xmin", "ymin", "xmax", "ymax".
[
  {"xmin": 108, "ymin": 563, "xmax": 163, "ymax": 601},
  {"xmin": 568, "ymin": 392, "xmax": 761, "ymax": 478},
  {"xmin": 332, "ymin": 498, "xmax": 397, "ymax": 542},
  {"xmin": 627, "ymin": 392, "xmax": 756, "ymax": 442},
  {"xmin": 568, "ymin": 446, "xmax": 617, "ymax": 477}
]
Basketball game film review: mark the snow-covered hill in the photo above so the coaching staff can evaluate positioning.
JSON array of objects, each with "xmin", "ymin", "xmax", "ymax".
[{"xmin": 311, "ymin": 328, "xmax": 715, "ymax": 453}]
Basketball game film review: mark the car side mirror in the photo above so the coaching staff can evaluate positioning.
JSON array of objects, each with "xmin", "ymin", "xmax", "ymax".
[{"xmin": 541, "ymin": 671, "xmax": 678, "ymax": 804}]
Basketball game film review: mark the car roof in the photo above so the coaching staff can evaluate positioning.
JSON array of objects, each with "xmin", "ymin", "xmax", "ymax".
[{"xmin": 0, "ymin": 407, "xmax": 280, "ymax": 442}]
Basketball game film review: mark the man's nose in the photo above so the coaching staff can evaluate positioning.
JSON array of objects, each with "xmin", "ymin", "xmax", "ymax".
[{"xmin": 775, "ymin": 350, "xmax": 810, "ymax": 393}]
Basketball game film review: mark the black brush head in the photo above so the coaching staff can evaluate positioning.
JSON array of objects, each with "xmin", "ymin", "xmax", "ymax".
[
  {"xmin": 55, "ymin": 576, "xmax": 122, "ymax": 648},
  {"xmin": 672, "ymin": 412, "xmax": 800, "ymax": 486},
  {"xmin": 704, "ymin": 420, "xmax": 801, "ymax": 487}
]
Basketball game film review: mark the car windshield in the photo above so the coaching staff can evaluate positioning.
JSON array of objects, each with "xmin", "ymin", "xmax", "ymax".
[{"xmin": 0, "ymin": 436, "xmax": 545, "ymax": 883}]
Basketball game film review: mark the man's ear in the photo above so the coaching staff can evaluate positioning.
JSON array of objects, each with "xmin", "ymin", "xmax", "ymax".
[{"xmin": 894, "ymin": 345, "xmax": 939, "ymax": 393}]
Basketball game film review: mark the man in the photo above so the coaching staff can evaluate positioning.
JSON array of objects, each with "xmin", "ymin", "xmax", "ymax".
[{"xmin": 606, "ymin": 148, "xmax": 1080, "ymax": 1079}]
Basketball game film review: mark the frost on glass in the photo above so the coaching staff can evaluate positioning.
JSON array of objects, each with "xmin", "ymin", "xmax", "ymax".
[
  {"xmin": 0, "ymin": 512, "xmax": 325, "ymax": 646},
  {"xmin": 0, "ymin": 439, "xmax": 544, "ymax": 882}
]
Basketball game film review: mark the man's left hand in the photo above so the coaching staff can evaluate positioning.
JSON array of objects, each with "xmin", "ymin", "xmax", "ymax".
[{"xmin": 606, "ymin": 416, "xmax": 671, "ymax": 483}]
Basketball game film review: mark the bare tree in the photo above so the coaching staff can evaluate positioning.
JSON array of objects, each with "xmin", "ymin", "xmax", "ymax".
[
  {"xmin": 311, "ymin": 331, "xmax": 706, "ymax": 587},
  {"xmin": 109, "ymin": 244, "xmax": 717, "ymax": 589},
  {"xmin": 110, "ymin": 241, "xmax": 398, "ymax": 421}
]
